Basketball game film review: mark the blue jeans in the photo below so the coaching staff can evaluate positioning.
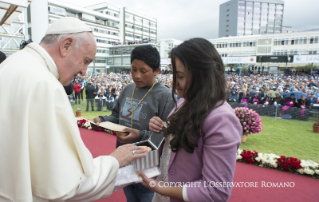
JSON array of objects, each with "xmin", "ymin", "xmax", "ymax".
[{"xmin": 123, "ymin": 183, "xmax": 154, "ymax": 202}]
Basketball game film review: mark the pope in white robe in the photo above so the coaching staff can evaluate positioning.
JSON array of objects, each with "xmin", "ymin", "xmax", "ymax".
[{"xmin": 0, "ymin": 17, "xmax": 145, "ymax": 202}]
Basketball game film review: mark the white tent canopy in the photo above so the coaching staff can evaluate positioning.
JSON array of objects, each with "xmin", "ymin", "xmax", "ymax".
[{"xmin": 0, "ymin": 0, "xmax": 30, "ymax": 25}]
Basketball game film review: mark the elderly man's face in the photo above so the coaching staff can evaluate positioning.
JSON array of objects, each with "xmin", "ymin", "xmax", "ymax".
[{"xmin": 61, "ymin": 33, "xmax": 96, "ymax": 85}]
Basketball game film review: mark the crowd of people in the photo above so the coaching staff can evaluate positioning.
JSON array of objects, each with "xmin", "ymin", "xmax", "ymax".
[
  {"xmin": 226, "ymin": 73, "xmax": 318, "ymax": 109},
  {"xmin": 65, "ymin": 71, "xmax": 319, "ymax": 112},
  {"xmin": 64, "ymin": 72, "xmax": 173, "ymax": 111}
]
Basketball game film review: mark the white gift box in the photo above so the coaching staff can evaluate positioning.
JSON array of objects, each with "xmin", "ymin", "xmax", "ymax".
[{"xmin": 132, "ymin": 132, "xmax": 164, "ymax": 171}]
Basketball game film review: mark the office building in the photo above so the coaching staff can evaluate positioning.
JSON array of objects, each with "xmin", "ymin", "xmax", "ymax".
[
  {"xmin": 209, "ymin": 31, "xmax": 319, "ymax": 68},
  {"xmin": 219, "ymin": 0, "xmax": 285, "ymax": 37}
]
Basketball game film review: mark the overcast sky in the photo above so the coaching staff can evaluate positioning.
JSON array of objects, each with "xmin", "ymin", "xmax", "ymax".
[{"xmin": 63, "ymin": 0, "xmax": 319, "ymax": 40}]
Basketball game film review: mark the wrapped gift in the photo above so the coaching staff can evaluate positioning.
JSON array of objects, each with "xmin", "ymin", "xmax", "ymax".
[
  {"xmin": 132, "ymin": 132, "xmax": 164, "ymax": 170},
  {"xmin": 113, "ymin": 164, "xmax": 161, "ymax": 192},
  {"xmin": 90, "ymin": 121, "xmax": 129, "ymax": 136}
]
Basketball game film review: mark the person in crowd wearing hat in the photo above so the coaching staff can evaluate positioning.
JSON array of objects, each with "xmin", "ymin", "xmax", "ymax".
[
  {"xmin": 0, "ymin": 17, "xmax": 146, "ymax": 202},
  {"xmin": 93, "ymin": 45, "xmax": 175, "ymax": 202},
  {"xmin": 85, "ymin": 82, "xmax": 96, "ymax": 111},
  {"xmin": 228, "ymin": 87, "xmax": 238, "ymax": 102}
]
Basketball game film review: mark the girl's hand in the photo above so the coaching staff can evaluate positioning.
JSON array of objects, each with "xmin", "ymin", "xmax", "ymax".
[
  {"xmin": 138, "ymin": 171, "xmax": 159, "ymax": 192},
  {"xmin": 149, "ymin": 116, "xmax": 164, "ymax": 133}
]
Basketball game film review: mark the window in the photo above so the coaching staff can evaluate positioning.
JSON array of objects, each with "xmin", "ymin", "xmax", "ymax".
[
  {"xmin": 126, "ymin": 14, "xmax": 133, "ymax": 20},
  {"xmin": 143, "ymin": 19, "xmax": 149, "ymax": 25},
  {"xmin": 107, "ymin": 21, "xmax": 119, "ymax": 28},
  {"xmin": 97, "ymin": 49, "xmax": 107, "ymax": 53},
  {"xmin": 125, "ymin": 33, "xmax": 133, "ymax": 38},
  {"xmin": 229, "ymin": 42, "xmax": 242, "ymax": 47},
  {"xmin": 239, "ymin": 1, "xmax": 245, "ymax": 6},
  {"xmin": 96, "ymin": 39, "xmax": 108, "ymax": 44},
  {"xmin": 96, "ymin": 19, "xmax": 104, "ymax": 25},
  {"xmin": 135, "ymin": 17, "xmax": 142, "ymax": 23},
  {"xmin": 125, "ymin": 24, "xmax": 134, "ymax": 29},
  {"xmin": 81, "ymin": 14, "xmax": 95, "ymax": 23},
  {"xmin": 49, "ymin": 6, "xmax": 66, "ymax": 16},
  {"xmin": 135, "ymin": 26, "xmax": 142, "ymax": 31},
  {"xmin": 94, "ymin": 59, "xmax": 106, "ymax": 63},
  {"xmin": 66, "ymin": 11, "xmax": 76, "ymax": 17},
  {"xmin": 243, "ymin": 41, "xmax": 256, "ymax": 47}
]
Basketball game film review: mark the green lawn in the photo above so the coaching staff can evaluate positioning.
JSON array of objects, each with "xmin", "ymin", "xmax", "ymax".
[
  {"xmin": 239, "ymin": 116, "xmax": 319, "ymax": 163},
  {"xmin": 72, "ymin": 99, "xmax": 319, "ymax": 163},
  {"xmin": 72, "ymin": 100, "xmax": 112, "ymax": 120}
]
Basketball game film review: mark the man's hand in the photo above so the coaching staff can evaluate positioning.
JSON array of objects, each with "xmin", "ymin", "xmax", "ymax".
[
  {"xmin": 93, "ymin": 117, "xmax": 101, "ymax": 124},
  {"xmin": 149, "ymin": 116, "xmax": 164, "ymax": 133},
  {"xmin": 109, "ymin": 144, "xmax": 146, "ymax": 167},
  {"xmin": 117, "ymin": 128, "xmax": 140, "ymax": 144}
]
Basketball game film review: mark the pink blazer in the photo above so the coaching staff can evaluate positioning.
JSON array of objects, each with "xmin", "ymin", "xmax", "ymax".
[{"xmin": 166, "ymin": 99, "xmax": 242, "ymax": 202}]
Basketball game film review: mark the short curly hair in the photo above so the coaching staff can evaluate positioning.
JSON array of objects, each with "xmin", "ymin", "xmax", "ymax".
[{"xmin": 130, "ymin": 45, "xmax": 160, "ymax": 71}]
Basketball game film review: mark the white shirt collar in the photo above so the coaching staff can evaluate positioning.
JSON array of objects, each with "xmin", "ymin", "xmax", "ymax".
[{"xmin": 37, "ymin": 44, "xmax": 58, "ymax": 70}]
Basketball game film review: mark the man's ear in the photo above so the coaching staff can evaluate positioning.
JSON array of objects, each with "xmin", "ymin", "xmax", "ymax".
[
  {"xmin": 60, "ymin": 37, "xmax": 73, "ymax": 57},
  {"xmin": 153, "ymin": 67, "xmax": 160, "ymax": 76}
]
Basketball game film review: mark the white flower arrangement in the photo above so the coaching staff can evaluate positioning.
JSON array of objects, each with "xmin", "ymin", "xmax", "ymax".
[{"xmin": 237, "ymin": 149, "xmax": 319, "ymax": 179}]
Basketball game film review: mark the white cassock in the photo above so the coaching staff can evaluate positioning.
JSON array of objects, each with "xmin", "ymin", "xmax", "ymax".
[{"xmin": 0, "ymin": 43, "xmax": 119, "ymax": 202}]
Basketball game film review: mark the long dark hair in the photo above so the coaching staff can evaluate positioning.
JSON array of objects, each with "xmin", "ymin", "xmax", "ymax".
[{"xmin": 165, "ymin": 38, "xmax": 227, "ymax": 153}]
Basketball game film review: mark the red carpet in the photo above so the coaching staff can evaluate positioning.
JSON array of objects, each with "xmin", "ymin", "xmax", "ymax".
[
  {"xmin": 229, "ymin": 162, "xmax": 319, "ymax": 202},
  {"xmin": 80, "ymin": 128, "xmax": 125, "ymax": 202},
  {"xmin": 80, "ymin": 128, "xmax": 319, "ymax": 202}
]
